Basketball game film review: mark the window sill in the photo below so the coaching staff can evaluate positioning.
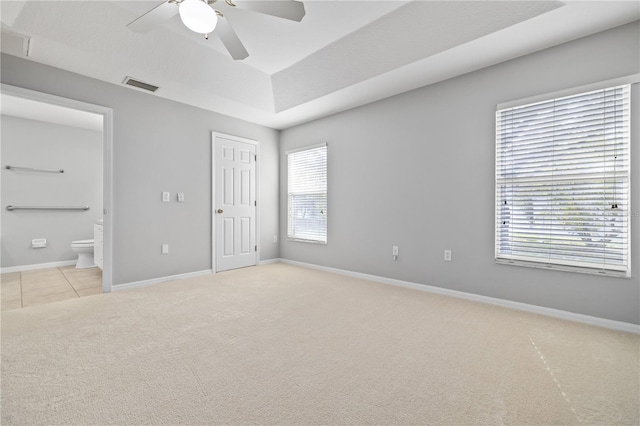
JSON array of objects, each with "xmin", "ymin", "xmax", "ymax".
[
  {"xmin": 495, "ymin": 258, "xmax": 630, "ymax": 279},
  {"xmin": 287, "ymin": 238, "xmax": 327, "ymax": 245}
]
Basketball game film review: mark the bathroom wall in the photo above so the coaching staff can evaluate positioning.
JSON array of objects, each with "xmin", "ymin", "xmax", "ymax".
[{"xmin": 1, "ymin": 115, "xmax": 103, "ymax": 268}]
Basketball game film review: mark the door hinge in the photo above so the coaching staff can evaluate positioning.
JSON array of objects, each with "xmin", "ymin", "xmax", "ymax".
[
  {"xmin": 254, "ymin": 200, "xmax": 256, "ymax": 206},
  {"xmin": 255, "ymin": 245, "xmax": 257, "ymax": 252},
  {"xmin": 254, "ymin": 154, "xmax": 257, "ymax": 162}
]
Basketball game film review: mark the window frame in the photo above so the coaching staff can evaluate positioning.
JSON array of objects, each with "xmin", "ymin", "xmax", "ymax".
[
  {"xmin": 286, "ymin": 143, "xmax": 328, "ymax": 244},
  {"xmin": 495, "ymin": 76, "xmax": 638, "ymax": 278}
]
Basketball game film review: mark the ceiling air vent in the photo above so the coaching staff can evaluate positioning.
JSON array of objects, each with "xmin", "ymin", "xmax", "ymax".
[{"xmin": 123, "ymin": 77, "xmax": 159, "ymax": 93}]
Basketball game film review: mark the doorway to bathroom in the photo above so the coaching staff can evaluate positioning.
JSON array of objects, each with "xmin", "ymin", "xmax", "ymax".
[{"xmin": 0, "ymin": 84, "xmax": 113, "ymax": 304}]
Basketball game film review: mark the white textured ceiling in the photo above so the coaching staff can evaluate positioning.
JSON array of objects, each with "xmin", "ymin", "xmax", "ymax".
[{"xmin": 1, "ymin": 1, "xmax": 639, "ymax": 130}]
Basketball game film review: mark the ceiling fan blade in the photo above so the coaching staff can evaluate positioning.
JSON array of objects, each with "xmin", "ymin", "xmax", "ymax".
[
  {"xmin": 216, "ymin": 17, "xmax": 249, "ymax": 60},
  {"xmin": 232, "ymin": 1, "xmax": 305, "ymax": 22},
  {"xmin": 127, "ymin": 1, "xmax": 178, "ymax": 33}
]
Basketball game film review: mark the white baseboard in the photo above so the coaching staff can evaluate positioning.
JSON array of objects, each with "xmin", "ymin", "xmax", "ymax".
[
  {"xmin": 276, "ymin": 258, "xmax": 640, "ymax": 335},
  {"xmin": 1, "ymin": 260, "xmax": 77, "ymax": 274},
  {"xmin": 112, "ymin": 260, "xmax": 277, "ymax": 292},
  {"xmin": 113, "ymin": 269, "xmax": 213, "ymax": 291},
  {"xmin": 258, "ymin": 258, "xmax": 281, "ymax": 265}
]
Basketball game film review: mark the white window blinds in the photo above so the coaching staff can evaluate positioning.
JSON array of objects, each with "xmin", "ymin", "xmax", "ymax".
[
  {"xmin": 495, "ymin": 84, "xmax": 630, "ymax": 277},
  {"xmin": 287, "ymin": 144, "xmax": 327, "ymax": 243}
]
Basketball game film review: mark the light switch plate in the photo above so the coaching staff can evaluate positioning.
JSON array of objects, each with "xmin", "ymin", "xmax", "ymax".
[
  {"xmin": 177, "ymin": 192, "xmax": 185, "ymax": 202},
  {"xmin": 444, "ymin": 250, "xmax": 452, "ymax": 261}
]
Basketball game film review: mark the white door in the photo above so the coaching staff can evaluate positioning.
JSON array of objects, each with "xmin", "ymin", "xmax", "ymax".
[{"xmin": 214, "ymin": 133, "xmax": 257, "ymax": 272}]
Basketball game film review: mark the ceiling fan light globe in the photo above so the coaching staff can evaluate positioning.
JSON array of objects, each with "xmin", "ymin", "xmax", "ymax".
[{"xmin": 179, "ymin": 0, "xmax": 218, "ymax": 34}]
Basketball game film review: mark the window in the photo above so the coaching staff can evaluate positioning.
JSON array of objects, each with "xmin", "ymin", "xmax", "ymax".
[
  {"xmin": 496, "ymin": 84, "xmax": 630, "ymax": 277},
  {"xmin": 287, "ymin": 144, "xmax": 327, "ymax": 243}
]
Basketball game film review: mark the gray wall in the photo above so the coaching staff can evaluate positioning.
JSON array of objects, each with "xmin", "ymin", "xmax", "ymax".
[
  {"xmin": 1, "ymin": 115, "xmax": 102, "ymax": 267},
  {"xmin": 279, "ymin": 22, "xmax": 640, "ymax": 325},
  {"xmin": 1, "ymin": 54, "xmax": 280, "ymax": 285}
]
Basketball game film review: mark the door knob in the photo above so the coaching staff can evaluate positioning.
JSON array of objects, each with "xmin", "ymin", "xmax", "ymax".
[{"xmin": 217, "ymin": 209, "xmax": 223, "ymax": 214}]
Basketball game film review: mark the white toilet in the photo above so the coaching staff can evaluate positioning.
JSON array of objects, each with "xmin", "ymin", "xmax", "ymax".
[{"xmin": 71, "ymin": 239, "xmax": 95, "ymax": 269}]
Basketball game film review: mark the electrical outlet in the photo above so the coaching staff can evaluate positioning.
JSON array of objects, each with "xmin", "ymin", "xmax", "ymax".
[
  {"xmin": 444, "ymin": 249, "xmax": 452, "ymax": 261},
  {"xmin": 162, "ymin": 192, "xmax": 170, "ymax": 202},
  {"xmin": 162, "ymin": 244, "xmax": 169, "ymax": 254},
  {"xmin": 177, "ymin": 192, "xmax": 185, "ymax": 202},
  {"xmin": 273, "ymin": 235, "xmax": 278, "ymax": 243}
]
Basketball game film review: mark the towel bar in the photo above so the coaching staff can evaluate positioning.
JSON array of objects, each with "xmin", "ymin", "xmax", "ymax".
[
  {"xmin": 5, "ymin": 205, "xmax": 89, "ymax": 211},
  {"xmin": 5, "ymin": 165, "xmax": 64, "ymax": 173}
]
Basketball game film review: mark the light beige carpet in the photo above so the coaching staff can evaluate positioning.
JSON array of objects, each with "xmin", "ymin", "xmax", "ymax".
[{"xmin": 1, "ymin": 263, "xmax": 638, "ymax": 425}]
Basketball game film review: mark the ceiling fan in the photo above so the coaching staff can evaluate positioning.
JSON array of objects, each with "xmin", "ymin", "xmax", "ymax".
[{"xmin": 127, "ymin": 0, "xmax": 305, "ymax": 60}]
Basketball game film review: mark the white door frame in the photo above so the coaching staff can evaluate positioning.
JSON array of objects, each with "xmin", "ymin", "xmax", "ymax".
[
  {"xmin": 211, "ymin": 131, "xmax": 260, "ymax": 273},
  {"xmin": 1, "ymin": 83, "xmax": 114, "ymax": 292}
]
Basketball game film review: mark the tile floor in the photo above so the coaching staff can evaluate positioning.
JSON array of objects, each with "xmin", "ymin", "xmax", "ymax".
[{"xmin": 1, "ymin": 266, "xmax": 102, "ymax": 311}]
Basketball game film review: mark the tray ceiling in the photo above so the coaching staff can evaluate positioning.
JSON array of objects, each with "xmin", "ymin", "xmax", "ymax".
[{"xmin": 1, "ymin": 1, "xmax": 638, "ymax": 129}]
